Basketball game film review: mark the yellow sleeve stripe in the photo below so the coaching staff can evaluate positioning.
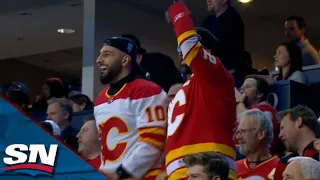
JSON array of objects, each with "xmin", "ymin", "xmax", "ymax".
[
  {"xmin": 166, "ymin": 142, "xmax": 236, "ymax": 165},
  {"xmin": 138, "ymin": 127, "xmax": 166, "ymax": 136},
  {"xmin": 144, "ymin": 168, "xmax": 162, "ymax": 178},
  {"xmin": 177, "ymin": 30, "xmax": 197, "ymax": 45},
  {"xmin": 184, "ymin": 42, "xmax": 201, "ymax": 66},
  {"xmin": 139, "ymin": 137, "xmax": 165, "ymax": 150},
  {"xmin": 168, "ymin": 167, "xmax": 187, "ymax": 180},
  {"xmin": 229, "ymin": 169, "xmax": 236, "ymax": 180}
]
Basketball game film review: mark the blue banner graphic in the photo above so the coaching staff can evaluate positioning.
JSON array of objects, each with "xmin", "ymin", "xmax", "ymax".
[{"xmin": 0, "ymin": 96, "xmax": 107, "ymax": 179}]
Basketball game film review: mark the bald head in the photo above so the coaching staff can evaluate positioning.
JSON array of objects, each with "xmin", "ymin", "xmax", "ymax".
[
  {"xmin": 168, "ymin": 83, "xmax": 183, "ymax": 100},
  {"xmin": 283, "ymin": 157, "xmax": 320, "ymax": 180}
]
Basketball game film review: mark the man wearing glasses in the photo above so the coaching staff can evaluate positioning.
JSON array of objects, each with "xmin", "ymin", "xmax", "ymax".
[
  {"xmin": 236, "ymin": 109, "xmax": 279, "ymax": 180},
  {"xmin": 234, "ymin": 75, "xmax": 283, "ymax": 158}
]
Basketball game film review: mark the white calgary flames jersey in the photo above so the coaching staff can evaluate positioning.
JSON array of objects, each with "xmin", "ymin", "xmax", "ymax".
[{"xmin": 94, "ymin": 78, "xmax": 168, "ymax": 179}]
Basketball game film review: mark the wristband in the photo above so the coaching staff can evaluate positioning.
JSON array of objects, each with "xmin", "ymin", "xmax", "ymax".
[{"xmin": 116, "ymin": 165, "xmax": 132, "ymax": 179}]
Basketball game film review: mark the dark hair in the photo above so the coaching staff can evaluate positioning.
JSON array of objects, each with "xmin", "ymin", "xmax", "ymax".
[
  {"xmin": 286, "ymin": 15, "xmax": 307, "ymax": 36},
  {"xmin": 244, "ymin": 74, "xmax": 269, "ymax": 102},
  {"xmin": 83, "ymin": 114, "xmax": 97, "ymax": 133},
  {"xmin": 196, "ymin": 27, "xmax": 220, "ymax": 55},
  {"xmin": 69, "ymin": 94, "xmax": 93, "ymax": 110},
  {"xmin": 184, "ymin": 152, "xmax": 230, "ymax": 180},
  {"xmin": 276, "ymin": 42, "xmax": 303, "ymax": 81},
  {"xmin": 277, "ymin": 105, "xmax": 318, "ymax": 133},
  {"xmin": 44, "ymin": 78, "xmax": 66, "ymax": 98}
]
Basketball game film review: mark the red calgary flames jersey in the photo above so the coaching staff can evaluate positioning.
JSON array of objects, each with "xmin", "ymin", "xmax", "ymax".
[
  {"xmin": 237, "ymin": 156, "xmax": 279, "ymax": 180},
  {"xmin": 166, "ymin": 2, "xmax": 236, "ymax": 180}
]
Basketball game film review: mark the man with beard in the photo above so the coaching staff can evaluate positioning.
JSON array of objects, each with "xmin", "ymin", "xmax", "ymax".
[
  {"xmin": 274, "ymin": 105, "xmax": 319, "ymax": 180},
  {"xmin": 236, "ymin": 109, "xmax": 279, "ymax": 180},
  {"xmin": 94, "ymin": 36, "xmax": 168, "ymax": 180}
]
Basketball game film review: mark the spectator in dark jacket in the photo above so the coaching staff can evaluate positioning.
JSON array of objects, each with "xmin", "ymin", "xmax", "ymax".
[
  {"xmin": 8, "ymin": 89, "xmax": 30, "ymax": 111},
  {"xmin": 69, "ymin": 94, "xmax": 93, "ymax": 112},
  {"xmin": 140, "ymin": 52, "xmax": 184, "ymax": 92},
  {"xmin": 46, "ymin": 97, "xmax": 78, "ymax": 151},
  {"xmin": 33, "ymin": 78, "xmax": 67, "ymax": 110},
  {"xmin": 202, "ymin": 0, "xmax": 246, "ymax": 87}
]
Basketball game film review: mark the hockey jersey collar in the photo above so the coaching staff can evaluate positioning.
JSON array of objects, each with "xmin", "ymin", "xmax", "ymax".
[{"xmin": 107, "ymin": 73, "xmax": 140, "ymax": 96}]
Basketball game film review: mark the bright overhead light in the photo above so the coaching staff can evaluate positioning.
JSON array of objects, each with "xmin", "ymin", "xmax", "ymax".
[
  {"xmin": 238, "ymin": 0, "xmax": 253, "ymax": 3},
  {"xmin": 57, "ymin": 28, "xmax": 75, "ymax": 34}
]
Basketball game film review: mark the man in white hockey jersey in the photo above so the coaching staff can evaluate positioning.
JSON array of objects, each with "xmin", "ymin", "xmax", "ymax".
[{"xmin": 94, "ymin": 36, "xmax": 168, "ymax": 180}]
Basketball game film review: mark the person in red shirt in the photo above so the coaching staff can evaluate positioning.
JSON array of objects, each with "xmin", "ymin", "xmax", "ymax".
[
  {"xmin": 236, "ymin": 109, "xmax": 279, "ymax": 179},
  {"xmin": 235, "ymin": 75, "xmax": 284, "ymax": 158},
  {"xmin": 162, "ymin": 2, "xmax": 236, "ymax": 180},
  {"xmin": 274, "ymin": 105, "xmax": 319, "ymax": 180},
  {"xmin": 76, "ymin": 115, "xmax": 101, "ymax": 169}
]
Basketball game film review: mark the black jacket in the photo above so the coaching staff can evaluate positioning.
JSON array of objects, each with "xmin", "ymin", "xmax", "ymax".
[{"xmin": 60, "ymin": 125, "xmax": 79, "ymax": 151}]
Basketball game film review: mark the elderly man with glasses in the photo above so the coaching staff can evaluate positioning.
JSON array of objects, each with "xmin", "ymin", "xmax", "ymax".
[{"xmin": 236, "ymin": 109, "xmax": 279, "ymax": 180}]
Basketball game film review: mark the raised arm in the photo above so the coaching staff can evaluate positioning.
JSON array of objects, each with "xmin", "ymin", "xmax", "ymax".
[{"xmin": 168, "ymin": 2, "xmax": 233, "ymax": 85}]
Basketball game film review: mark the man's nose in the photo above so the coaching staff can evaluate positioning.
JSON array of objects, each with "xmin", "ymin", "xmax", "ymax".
[
  {"xmin": 236, "ymin": 132, "xmax": 242, "ymax": 140},
  {"xmin": 96, "ymin": 56, "xmax": 101, "ymax": 64},
  {"xmin": 273, "ymin": 54, "xmax": 277, "ymax": 59}
]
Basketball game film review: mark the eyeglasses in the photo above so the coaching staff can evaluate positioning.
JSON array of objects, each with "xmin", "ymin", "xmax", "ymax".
[{"xmin": 235, "ymin": 128, "xmax": 256, "ymax": 135}]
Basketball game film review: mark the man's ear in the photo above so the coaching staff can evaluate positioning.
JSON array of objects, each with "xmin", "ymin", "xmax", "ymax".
[
  {"xmin": 122, "ymin": 55, "xmax": 131, "ymax": 67},
  {"xmin": 301, "ymin": 27, "xmax": 306, "ymax": 35},
  {"xmin": 258, "ymin": 130, "xmax": 267, "ymax": 141},
  {"xmin": 296, "ymin": 117, "xmax": 303, "ymax": 128},
  {"xmin": 257, "ymin": 91, "xmax": 264, "ymax": 100},
  {"xmin": 80, "ymin": 103, "xmax": 86, "ymax": 110},
  {"xmin": 213, "ymin": 176, "xmax": 221, "ymax": 180},
  {"xmin": 222, "ymin": 0, "xmax": 229, "ymax": 5},
  {"xmin": 64, "ymin": 111, "xmax": 70, "ymax": 121}
]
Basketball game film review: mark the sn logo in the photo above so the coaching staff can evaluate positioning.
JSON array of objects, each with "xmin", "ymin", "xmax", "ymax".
[{"xmin": 3, "ymin": 144, "xmax": 58, "ymax": 174}]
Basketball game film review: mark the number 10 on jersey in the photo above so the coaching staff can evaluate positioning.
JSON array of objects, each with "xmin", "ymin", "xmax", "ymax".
[{"xmin": 145, "ymin": 106, "xmax": 166, "ymax": 123}]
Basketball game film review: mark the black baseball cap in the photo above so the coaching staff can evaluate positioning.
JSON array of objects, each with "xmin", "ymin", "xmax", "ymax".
[
  {"xmin": 103, "ymin": 36, "xmax": 146, "ymax": 76},
  {"xmin": 120, "ymin": 34, "xmax": 146, "ymax": 54}
]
